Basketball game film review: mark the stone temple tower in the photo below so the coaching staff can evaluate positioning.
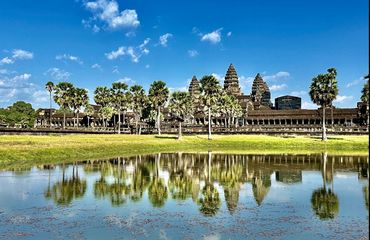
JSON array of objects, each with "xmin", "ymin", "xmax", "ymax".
[
  {"xmin": 251, "ymin": 73, "xmax": 272, "ymax": 108},
  {"xmin": 188, "ymin": 75, "xmax": 201, "ymax": 98},
  {"xmin": 224, "ymin": 63, "xmax": 242, "ymax": 96}
]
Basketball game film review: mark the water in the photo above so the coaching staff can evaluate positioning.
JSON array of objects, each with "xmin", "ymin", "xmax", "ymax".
[{"xmin": 0, "ymin": 153, "xmax": 368, "ymax": 239}]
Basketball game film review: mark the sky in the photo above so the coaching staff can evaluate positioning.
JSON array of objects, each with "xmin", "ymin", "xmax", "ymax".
[{"xmin": 0, "ymin": 0, "xmax": 368, "ymax": 109}]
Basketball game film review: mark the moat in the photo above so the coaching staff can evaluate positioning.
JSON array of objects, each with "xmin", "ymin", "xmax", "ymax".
[{"xmin": 0, "ymin": 153, "xmax": 368, "ymax": 239}]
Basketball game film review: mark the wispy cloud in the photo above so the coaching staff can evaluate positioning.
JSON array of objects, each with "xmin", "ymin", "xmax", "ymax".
[
  {"xmin": 201, "ymin": 28, "xmax": 223, "ymax": 44},
  {"xmin": 106, "ymin": 38, "xmax": 150, "ymax": 63},
  {"xmin": 227, "ymin": 31, "xmax": 232, "ymax": 37},
  {"xmin": 115, "ymin": 77, "xmax": 135, "ymax": 85},
  {"xmin": 188, "ymin": 50, "xmax": 199, "ymax": 58},
  {"xmin": 83, "ymin": 0, "xmax": 140, "ymax": 32},
  {"xmin": 12, "ymin": 49, "xmax": 34, "ymax": 60},
  {"xmin": 0, "ymin": 57, "xmax": 14, "ymax": 65},
  {"xmin": 91, "ymin": 63, "xmax": 102, "ymax": 70},
  {"xmin": 302, "ymin": 101, "xmax": 317, "ymax": 109},
  {"xmin": 270, "ymin": 84, "xmax": 287, "ymax": 91},
  {"xmin": 289, "ymin": 90, "xmax": 307, "ymax": 97},
  {"xmin": 346, "ymin": 77, "xmax": 365, "ymax": 88},
  {"xmin": 44, "ymin": 68, "xmax": 71, "ymax": 81},
  {"xmin": 158, "ymin": 33, "xmax": 173, "ymax": 47},
  {"xmin": 333, "ymin": 95, "xmax": 353, "ymax": 103},
  {"xmin": 56, "ymin": 54, "xmax": 83, "ymax": 64},
  {"xmin": 263, "ymin": 71, "xmax": 290, "ymax": 81}
]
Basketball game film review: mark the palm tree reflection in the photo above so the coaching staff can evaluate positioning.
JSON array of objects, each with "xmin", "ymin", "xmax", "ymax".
[{"xmin": 311, "ymin": 153, "xmax": 339, "ymax": 220}]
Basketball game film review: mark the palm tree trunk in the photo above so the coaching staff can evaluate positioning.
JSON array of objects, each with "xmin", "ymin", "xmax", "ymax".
[
  {"xmin": 208, "ymin": 107, "xmax": 212, "ymax": 140},
  {"xmin": 322, "ymin": 106, "xmax": 327, "ymax": 141},
  {"xmin": 76, "ymin": 112, "xmax": 79, "ymax": 129},
  {"xmin": 135, "ymin": 115, "xmax": 138, "ymax": 134},
  {"xmin": 118, "ymin": 110, "xmax": 121, "ymax": 134},
  {"xmin": 87, "ymin": 117, "xmax": 90, "ymax": 128},
  {"xmin": 63, "ymin": 112, "xmax": 66, "ymax": 130},
  {"xmin": 157, "ymin": 106, "xmax": 161, "ymax": 135},
  {"xmin": 49, "ymin": 92, "xmax": 52, "ymax": 129},
  {"xmin": 178, "ymin": 121, "xmax": 182, "ymax": 140}
]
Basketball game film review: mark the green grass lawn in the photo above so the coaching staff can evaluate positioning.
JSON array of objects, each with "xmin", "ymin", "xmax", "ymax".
[{"xmin": 0, "ymin": 134, "xmax": 368, "ymax": 169}]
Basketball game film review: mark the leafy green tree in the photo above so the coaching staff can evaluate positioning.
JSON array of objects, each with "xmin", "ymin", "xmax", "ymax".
[
  {"xmin": 111, "ymin": 82, "xmax": 129, "ymax": 134},
  {"xmin": 168, "ymin": 91, "xmax": 193, "ymax": 139},
  {"xmin": 148, "ymin": 81, "xmax": 169, "ymax": 135},
  {"xmin": 200, "ymin": 75, "xmax": 222, "ymax": 140},
  {"xmin": 54, "ymin": 82, "xmax": 75, "ymax": 129},
  {"xmin": 309, "ymin": 68, "xmax": 338, "ymax": 141},
  {"xmin": 4, "ymin": 101, "xmax": 36, "ymax": 128},
  {"xmin": 94, "ymin": 87, "xmax": 112, "ymax": 127},
  {"xmin": 100, "ymin": 106, "xmax": 114, "ymax": 127},
  {"xmin": 219, "ymin": 93, "xmax": 242, "ymax": 128},
  {"xmin": 130, "ymin": 85, "xmax": 148, "ymax": 134},
  {"xmin": 70, "ymin": 88, "xmax": 89, "ymax": 128},
  {"xmin": 45, "ymin": 81, "xmax": 54, "ymax": 128}
]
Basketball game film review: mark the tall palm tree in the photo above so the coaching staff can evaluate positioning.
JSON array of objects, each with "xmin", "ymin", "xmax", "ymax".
[
  {"xmin": 200, "ymin": 75, "xmax": 221, "ymax": 140},
  {"xmin": 94, "ymin": 87, "xmax": 112, "ymax": 128},
  {"xmin": 148, "ymin": 81, "xmax": 169, "ymax": 135},
  {"xmin": 54, "ymin": 82, "xmax": 75, "ymax": 129},
  {"xmin": 70, "ymin": 88, "xmax": 89, "ymax": 128},
  {"xmin": 309, "ymin": 68, "xmax": 338, "ymax": 141},
  {"xmin": 84, "ymin": 105, "xmax": 95, "ymax": 128},
  {"xmin": 168, "ymin": 91, "xmax": 193, "ymax": 139},
  {"xmin": 130, "ymin": 85, "xmax": 148, "ymax": 134},
  {"xmin": 361, "ymin": 81, "xmax": 369, "ymax": 126},
  {"xmin": 111, "ymin": 82, "xmax": 129, "ymax": 134},
  {"xmin": 45, "ymin": 81, "xmax": 54, "ymax": 129}
]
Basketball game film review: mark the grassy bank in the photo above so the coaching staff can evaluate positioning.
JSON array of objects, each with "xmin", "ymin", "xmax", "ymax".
[{"xmin": 0, "ymin": 134, "xmax": 368, "ymax": 169}]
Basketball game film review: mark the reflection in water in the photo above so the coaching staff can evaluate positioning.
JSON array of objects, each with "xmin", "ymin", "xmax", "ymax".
[
  {"xmin": 37, "ymin": 153, "xmax": 370, "ymax": 220},
  {"xmin": 45, "ymin": 163, "xmax": 87, "ymax": 206}
]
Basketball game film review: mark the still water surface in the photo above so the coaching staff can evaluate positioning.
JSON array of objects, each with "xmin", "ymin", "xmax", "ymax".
[{"xmin": 0, "ymin": 153, "xmax": 368, "ymax": 239}]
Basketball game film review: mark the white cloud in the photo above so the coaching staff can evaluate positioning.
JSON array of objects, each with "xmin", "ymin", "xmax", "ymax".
[
  {"xmin": 239, "ymin": 75, "xmax": 254, "ymax": 92},
  {"xmin": 112, "ymin": 66, "xmax": 120, "ymax": 74},
  {"xmin": 106, "ymin": 38, "xmax": 150, "ymax": 63},
  {"xmin": 333, "ymin": 95, "xmax": 353, "ymax": 103},
  {"xmin": 145, "ymin": 64, "xmax": 150, "ymax": 69},
  {"xmin": 302, "ymin": 101, "xmax": 317, "ymax": 109},
  {"xmin": 263, "ymin": 71, "xmax": 290, "ymax": 81},
  {"xmin": 32, "ymin": 90, "xmax": 49, "ymax": 103},
  {"xmin": 289, "ymin": 90, "xmax": 307, "ymax": 97},
  {"xmin": 188, "ymin": 50, "xmax": 199, "ymax": 57},
  {"xmin": 12, "ymin": 73, "xmax": 31, "ymax": 81},
  {"xmin": 346, "ymin": 77, "xmax": 365, "ymax": 88},
  {"xmin": 91, "ymin": 63, "xmax": 102, "ymax": 69},
  {"xmin": 270, "ymin": 84, "xmax": 287, "ymax": 91},
  {"xmin": 56, "ymin": 54, "xmax": 83, "ymax": 64},
  {"xmin": 211, "ymin": 73, "xmax": 223, "ymax": 81},
  {"xmin": 12, "ymin": 49, "xmax": 34, "ymax": 60},
  {"xmin": 159, "ymin": 33, "xmax": 173, "ymax": 47},
  {"xmin": 116, "ymin": 77, "xmax": 135, "ymax": 84},
  {"xmin": 201, "ymin": 28, "xmax": 222, "ymax": 44},
  {"xmin": 44, "ymin": 68, "xmax": 71, "ymax": 81},
  {"xmin": 0, "ymin": 57, "xmax": 14, "ymax": 65},
  {"xmin": 227, "ymin": 31, "xmax": 232, "ymax": 37},
  {"xmin": 83, "ymin": 0, "xmax": 140, "ymax": 31}
]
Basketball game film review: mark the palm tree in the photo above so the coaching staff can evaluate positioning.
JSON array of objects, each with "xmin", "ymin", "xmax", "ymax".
[
  {"xmin": 309, "ymin": 68, "xmax": 338, "ymax": 141},
  {"xmin": 361, "ymin": 81, "xmax": 369, "ymax": 126},
  {"xmin": 130, "ymin": 85, "xmax": 148, "ymax": 134},
  {"xmin": 84, "ymin": 105, "xmax": 95, "ymax": 128},
  {"xmin": 54, "ymin": 82, "xmax": 75, "ymax": 129},
  {"xmin": 219, "ymin": 93, "xmax": 242, "ymax": 128},
  {"xmin": 111, "ymin": 82, "xmax": 129, "ymax": 134},
  {"xmin": 168, "ymin": 91, "xmax": 193, "ymax": 139},
  {"xmin": 94, "ymin": 87, "xmax": 112, "ymax": 128},
  {"xmin": 200, "ymin": 75, "xmax": 222, "ymax": 140},
  {"xmin": 148, "ymin": 81, "xmax": 169, "ymax": 135},
  {"xmin": 45, "ymin": 81, "xmax": 54, "ymax": 129},
  {"xmin": 70, "ymin": 88, "xmax": 89, "ymax": 128}
]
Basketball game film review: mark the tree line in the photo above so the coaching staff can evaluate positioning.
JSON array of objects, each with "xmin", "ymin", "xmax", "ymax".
[{"xmin": 46, "ymin": 75, "xmax": 243, "ymax": 140}]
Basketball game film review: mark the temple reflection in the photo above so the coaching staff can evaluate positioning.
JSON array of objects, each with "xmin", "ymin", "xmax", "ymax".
[{"xmin": 40, "ymin": 153, "xmax": 368, "ymax": 218}]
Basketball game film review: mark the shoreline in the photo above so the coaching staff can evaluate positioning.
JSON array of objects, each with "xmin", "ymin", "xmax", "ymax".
[{"xmin": 0, "ymin": 134, "xmax": 368, "ymax": 169}]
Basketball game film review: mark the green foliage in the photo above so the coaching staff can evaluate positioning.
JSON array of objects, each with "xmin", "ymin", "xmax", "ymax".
[
  {"xmin": 311, "ymin": 188, "xmax": 339, "ymax": 220},
  {"xmin": 0, "ymin": 101, "xmax": 36, "ymax": 127},
  {"xmin": 168, "ymin": 91, "xmax": 193, "ymax": 120},
  {"xmin": 54, "ymin": 82, "xmax": 75, "ymax": 111},
  {"xmin": 70, "ymin": 88, "xmax": 89, "ymax": 114},
  {"xmin": 361, "ymin": 81, "xmax": 369, "ymax": 104},
  {"xmin": 111, "ymin": 82, "xmax": 130, "ymax": 112},
  {"xmin": 148, "ymin": 80, "xmax": 169, "ymax": 108},
  {"xmin": 94, "ymin": 86, "xmax": 111, "ymax": 107},
  {"xmin": 309, "ymin": 68, "xmax": 338, "ymax": 107}
]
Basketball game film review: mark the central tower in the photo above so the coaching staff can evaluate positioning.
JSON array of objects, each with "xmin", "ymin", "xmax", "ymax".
[{"xmin": 224, "ymin": 63, "xmax": 242, "ymax": 96}]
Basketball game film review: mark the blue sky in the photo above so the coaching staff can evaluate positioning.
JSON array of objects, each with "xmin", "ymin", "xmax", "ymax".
[{"xmin": 0, "ymin": 0, "xmax": 368, "ymax": 109}]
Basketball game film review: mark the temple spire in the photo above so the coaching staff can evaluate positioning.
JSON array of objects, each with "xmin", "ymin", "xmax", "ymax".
[{"xmin": 224, "ymin": 63, "xmax": 242, "ymax": 96}]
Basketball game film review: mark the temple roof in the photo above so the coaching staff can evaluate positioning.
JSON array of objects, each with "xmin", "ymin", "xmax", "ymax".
[{"xmin": 224, "ymin": 63, "xmax": 241, "ymax": 96}]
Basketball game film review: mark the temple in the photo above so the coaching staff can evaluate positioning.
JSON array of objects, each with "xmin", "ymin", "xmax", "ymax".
[{"xmin": 35, "ymin": 64, "xmax": 369, "ymax": 134}]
